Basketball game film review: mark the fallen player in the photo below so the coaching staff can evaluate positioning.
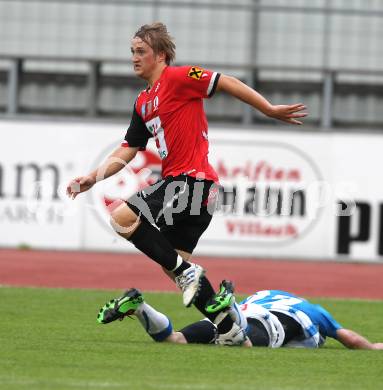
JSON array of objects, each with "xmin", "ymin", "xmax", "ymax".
[{"xmin": 97, "ymin": 281, "xmax": 383, "ymax": 350}]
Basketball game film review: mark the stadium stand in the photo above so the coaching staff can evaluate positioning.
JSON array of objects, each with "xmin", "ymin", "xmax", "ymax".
[{"xmin": 0, "ymin": 0, "xmax": 383, "ymax": 128}]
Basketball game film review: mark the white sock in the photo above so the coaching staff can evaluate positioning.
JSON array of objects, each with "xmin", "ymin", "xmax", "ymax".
[
  {"xmin": 170, "ymin": 255, "xmax": 183, "ymax": 272},
  {"xmin": 135, "ymin": 302, "xmax": 173, "ymax": 342},
  {"xmin": 228, "ymin": 302, "xmax": 248, "ymax": 330},
  {"xmin": 213, "ymin": 302, "xmax": 248, "ymax": 330}
]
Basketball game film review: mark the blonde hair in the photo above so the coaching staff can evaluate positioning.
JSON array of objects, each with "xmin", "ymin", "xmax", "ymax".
[{"xmin": 134, "ymin": 22, "xmax": 176, "ymax": 65}]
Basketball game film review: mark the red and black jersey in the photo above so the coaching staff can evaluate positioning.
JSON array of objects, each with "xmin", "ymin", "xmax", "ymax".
[{"xmin": 122, "ymin": 65, "xmax": 220, "ymax": 182}]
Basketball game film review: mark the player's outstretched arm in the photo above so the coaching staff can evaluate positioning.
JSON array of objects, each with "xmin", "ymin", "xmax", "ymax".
[
  {"xmin": 336, "ymin": 328, "xmax": 383, "ymax": 350},
  {"xmin": 216, "ymin": 74, "xmax": 307, "ymax": 125},
  {"xmin": 66, "ymin": 146, "xmax": 139, "ymax": 199}
]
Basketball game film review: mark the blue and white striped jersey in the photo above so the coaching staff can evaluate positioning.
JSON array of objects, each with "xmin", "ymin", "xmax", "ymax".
[{"xmin": 240, "ymin": 290, "xmax": 343, "ymax": 348}]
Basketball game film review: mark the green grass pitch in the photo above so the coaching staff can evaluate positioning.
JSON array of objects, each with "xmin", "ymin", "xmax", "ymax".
[{"xmin": 1, "ymin": 287, "xmax": 383, "ymax": 390}]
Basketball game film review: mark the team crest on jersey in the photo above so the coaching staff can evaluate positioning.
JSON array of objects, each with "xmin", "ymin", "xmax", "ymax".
[
  {"xmin": 147, "ymin": 100, "xmax": 153, "ymax": 116},
  {"xmin": 188, "ymin": 66, "xmax": 204, "ymax": 80}
]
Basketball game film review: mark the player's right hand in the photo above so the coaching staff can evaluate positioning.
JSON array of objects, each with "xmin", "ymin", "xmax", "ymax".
[
  {"xmin": 66, "ymin": 176, "xmax": 96, "ymax": 199},
  {"xmin": 267, "ymin": 103, "xmax": 307, "ymax": 125}
]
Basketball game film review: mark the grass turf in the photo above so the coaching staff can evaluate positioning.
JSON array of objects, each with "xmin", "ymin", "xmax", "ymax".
[{"xmin": 1, "ymin": 287, "xmax": 382, "ymax": 390}]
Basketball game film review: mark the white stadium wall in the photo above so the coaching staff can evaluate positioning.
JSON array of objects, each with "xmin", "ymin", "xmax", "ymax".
[{"xmin": 0, "ymin": 119, "xmax": 382, "ymax": 262}]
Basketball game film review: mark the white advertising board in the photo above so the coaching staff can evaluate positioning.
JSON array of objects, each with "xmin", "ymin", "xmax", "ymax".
[
  {"xmin": 1, "ymin": 118, "xmax": 382, "ymax": 262},
  {"xmin": 331, "ymin": 133, "xmax": 383, "ymax": 262},
  {"xmin": 198, "ymin": 130, "xmax": 335, "ymax": 258},
  {"xmin": 0, "ymin": 120, "xmax": 86, "ymax": 249}
]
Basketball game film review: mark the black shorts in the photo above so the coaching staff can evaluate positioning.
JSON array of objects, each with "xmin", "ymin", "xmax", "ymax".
[
  {"xmin": 126, "ymin": 175, "xmax": 218, "ymax": 253},
  {"xmin": 179, "ymin": 319, "xmax": 217, "ymax": 344}
]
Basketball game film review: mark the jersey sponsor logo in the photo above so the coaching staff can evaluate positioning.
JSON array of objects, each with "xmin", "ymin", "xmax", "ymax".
[
  {"xmin": 147, "ymin": 101, "xmax": 153, "ymax": 116},
  {"xmin": 145, "ymin": 116, "xmax": 168, "ymax": 160},
  {"xmin": 188, "ymin": 66, "xmax": 204, "ymax": 80}
]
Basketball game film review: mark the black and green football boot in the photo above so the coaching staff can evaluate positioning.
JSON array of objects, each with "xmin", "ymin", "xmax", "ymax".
[
  {"xmin": 205, "ymin": 280, "xmax": 235, "ymax": 314},
  {"xmin": 97, "ymin": 288, "xmax": 144, "ymax": 324}
]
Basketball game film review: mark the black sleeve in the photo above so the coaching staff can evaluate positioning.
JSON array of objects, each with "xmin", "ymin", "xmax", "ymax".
[
  {"xmin": 124, "ymin": 104, "xmax": 152, "ymax": 150},
  {"xmin": 246, "ymin": 318, "xmax": 270, "ymax": 347},
  {"xmin": 270, "ymin": 311, "xmax": 304, "ymax": 345},
  {"xmin": 207, "ymin": 73, "xmax": 220, "ymax": 98}
]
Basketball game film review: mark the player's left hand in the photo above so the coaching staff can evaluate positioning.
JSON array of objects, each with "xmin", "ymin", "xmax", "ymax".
[{"xmin": 267, "ymin": 104, "xmax": 307, "ymax": 125}]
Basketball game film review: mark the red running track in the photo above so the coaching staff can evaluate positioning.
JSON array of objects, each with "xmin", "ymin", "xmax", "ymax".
[{"xmin": 1, "ymin": 249, "xmax": 382, "ymax": 299}]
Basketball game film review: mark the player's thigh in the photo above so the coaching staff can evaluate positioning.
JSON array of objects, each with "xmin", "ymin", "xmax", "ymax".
[
  {"xmin": 110, "ymin": 202, "xmax": 141, "ymax": 237},
  {"xmin": 126, "ymin": 176, "xmax": 188, "ymax": 227},
  {"xmin": 155, "ymin": 176, "xmax": 217, "ymax": 230}
]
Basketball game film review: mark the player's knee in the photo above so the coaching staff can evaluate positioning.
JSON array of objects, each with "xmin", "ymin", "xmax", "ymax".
[
  {"xmin": 164, "ymin": 332, "xmax": 188, "ymax": 344},
  {"xmin": 109, "ymin": 206, "xmax": 140, "ymax": 237}
]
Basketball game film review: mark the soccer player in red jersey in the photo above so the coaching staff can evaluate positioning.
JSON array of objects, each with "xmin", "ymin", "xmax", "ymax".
[{"xmin": 67, "ymin": 23, "xmax": 307, "ymax": 342}]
